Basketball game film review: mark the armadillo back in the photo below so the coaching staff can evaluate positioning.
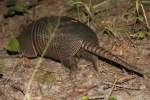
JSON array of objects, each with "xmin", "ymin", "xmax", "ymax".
[{"xmin": 17, "ymin": 16, "xmax": 91, "ymax": 60}]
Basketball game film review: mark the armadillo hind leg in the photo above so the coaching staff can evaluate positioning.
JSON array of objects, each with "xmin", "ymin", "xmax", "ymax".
[
  {"xmin": 61, "ymin": 57, "xmax": 79, "ymax": 79},
  {"xmin": 76, "ymin": 50, "xmax": 99, "ymax": 71}
]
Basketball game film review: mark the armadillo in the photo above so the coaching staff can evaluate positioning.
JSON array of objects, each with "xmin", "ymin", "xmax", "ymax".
[{"xmin": 16, "ymin": 16, "xmax": 144, "ymax": 76}]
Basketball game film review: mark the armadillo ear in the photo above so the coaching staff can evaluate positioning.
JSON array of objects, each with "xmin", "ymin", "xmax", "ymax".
[{"xmin": 22, "ymin": 42, "xmax": 37, "ymax": 58}]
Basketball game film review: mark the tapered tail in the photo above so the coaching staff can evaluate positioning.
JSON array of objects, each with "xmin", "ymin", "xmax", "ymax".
[{"xmin": 82, "ymin": 41, "xmax": 144, "ymax": 76}]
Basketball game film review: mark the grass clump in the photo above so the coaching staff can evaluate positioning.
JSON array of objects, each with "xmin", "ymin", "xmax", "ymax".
[{"xmin": 4, "ymin": 0, "xmax": 40, "ymax": 17}]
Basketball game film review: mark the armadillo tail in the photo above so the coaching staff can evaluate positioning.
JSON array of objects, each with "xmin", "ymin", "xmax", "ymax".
[{"xmin": 82, "ymin": 41, "xmax": 144, "ymax": 76}]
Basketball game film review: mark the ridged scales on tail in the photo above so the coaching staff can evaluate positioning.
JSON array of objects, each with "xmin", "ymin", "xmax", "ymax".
[{"xmin": 16, "ymin": 16, "xmax": 144, "ymax": 76}]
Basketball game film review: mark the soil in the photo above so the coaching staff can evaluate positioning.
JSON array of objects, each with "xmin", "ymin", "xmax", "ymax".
[{"xmin": 0, "ymin": 0, "xmax": 150, "ymax": 100}]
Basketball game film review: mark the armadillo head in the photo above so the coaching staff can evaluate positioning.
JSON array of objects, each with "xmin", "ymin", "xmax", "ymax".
[{"xmin": 16, "ymin": 32, "xmax": 37, "ymax": 58}]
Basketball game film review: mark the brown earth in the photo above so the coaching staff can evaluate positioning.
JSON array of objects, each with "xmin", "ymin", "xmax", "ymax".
[{"xmin": 0, "ymin": 0, "xmax": 150, "ymax": 100}]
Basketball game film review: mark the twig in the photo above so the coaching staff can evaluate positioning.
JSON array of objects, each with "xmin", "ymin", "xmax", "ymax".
[
  {"xmin": 24, "ymin": 10, "xmax": 63, "ymax": 100},
  {"xmin": 89, "ymin": 96, "xmax": 105, "ymax": 100},
  {"xmin": 103, "ymin": 81, "xmax": 141, "ymax": 90},
  {"xmin": 140, "ymin": 3, "xmax": 150, "ymax": 29},
  {"xmin": 107, "ymin": 78, "xmax": 118, "ymax": 98}
]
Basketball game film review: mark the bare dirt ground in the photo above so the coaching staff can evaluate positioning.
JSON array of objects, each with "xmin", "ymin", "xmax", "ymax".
[{"xmin": 0, "ymin": 0, "xmax": 150, "ymax": 100}]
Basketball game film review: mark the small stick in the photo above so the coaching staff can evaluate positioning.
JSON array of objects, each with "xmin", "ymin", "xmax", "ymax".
[
  {"xmin": 103, "ymin": 81, "xmax": 141, "ymax": 90},
  {"xmin": 107, "ymin": 78, "xmax": 118, "ymax": 98},
  {"xmin": 140, "ymin": 3, "xmax": 150, "ymax": 29}
]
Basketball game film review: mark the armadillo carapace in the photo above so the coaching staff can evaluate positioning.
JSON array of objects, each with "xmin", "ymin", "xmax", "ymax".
[{"xmin": 17, "ymin": 16, "xmax": 143, "ymax": 76}]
